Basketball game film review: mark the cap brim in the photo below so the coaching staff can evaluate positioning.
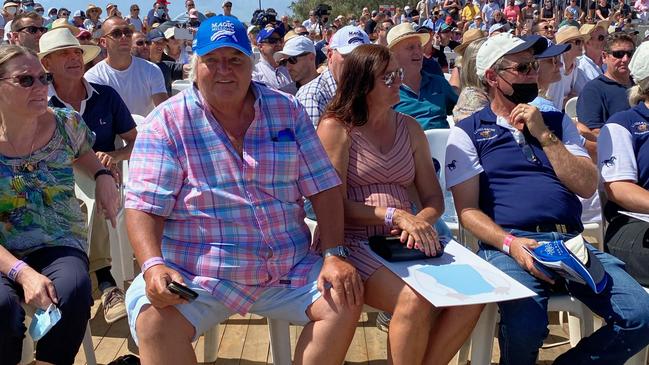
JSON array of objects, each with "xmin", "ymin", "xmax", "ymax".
[
  {"xmin": 273, "ymin": 49, "xmax": 302, "ymax": 61},
  {"xmin": 508, "ymin": 36, "xmax": 548, "ymax": 56},
  {"xmin": 388, "ymin": 33, "xmax": 430, "ymax": 49},
  {"xmin": 535, "ymin": 43, "xmax": 571, "ymax": 59},
  {"xmin": 584, "ymin": 248, "xmax": 608, "ymax": 293},
  {"xmin": 195, "ymin": 43, "xmax": 251, "ymax": 58}
]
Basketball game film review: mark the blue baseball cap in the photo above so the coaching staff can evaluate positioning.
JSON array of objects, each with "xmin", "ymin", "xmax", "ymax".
[
  {"xmin": 192, "ymin": 15, "xmax": 252, "ymax": 57},
  {"xmin": 256, "ymin": 26, "xmax": 280, "ymax": 44}
]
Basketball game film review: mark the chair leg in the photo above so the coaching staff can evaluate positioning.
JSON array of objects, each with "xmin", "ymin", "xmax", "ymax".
[
  {"xmin": 625, "ymin": 345, "xmax": 649, "ymax": 365},
  {"xmin": 203, "ymin": 324, "xmax": 219, "ymax": 363},
  {"xmin": 469, "ymin": 303, "xmax": 498, "ymax": 365},
  {"xmin": 268, "ymin": 318, "xmax": 292, "ymax": 365},
  {"xmin": 83, "ymin": 323, "xmax": 97, "ymax": 365}
]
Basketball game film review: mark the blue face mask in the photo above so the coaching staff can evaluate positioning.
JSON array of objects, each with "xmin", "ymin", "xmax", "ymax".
[
  {"xmin": 28, "ymin": 304, "xmax": 62, "ymax": 341},
  {"xmin": 155, "ymin": 8, "xmax": 165, "ymax": 17}
]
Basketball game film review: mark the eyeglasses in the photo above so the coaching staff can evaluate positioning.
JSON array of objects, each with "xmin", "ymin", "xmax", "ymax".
[
  {"xmin": 543, "ymin": 25, "xmax": 554, "ymax": 31},
  {"xmin": 297, "ymin": 31, "xmax": 309, "ymax": 36},
  {"xmin": 609, "ymin": 49, "xmax": 634, "ymax": 59},
  {"xmin": 596, "ymin": 34, "xmax": 606, "ymax": 41},
  {"xmin": 262, "ymin": 37, "xmax": 282, "ymax": 44},
  {"xmin": 278, "ymin": 53, "xmax": 308, "ymax": 67},
  {"xmin": 60, "ymin": 13, "xmax": 70, "ymax": 17},
  {"xmin": 0, "ymin": 73, "xmax": 53, "ymax": 88},
  {"xmin": 135, "ymin": 40, "xmax": 151, "ymax": 46},
  {"xmin": 131, "ymin": 8, "xmax": 139, "ymax": 11},
  {"xmin": 513, "ymin": 131, "xmax": 541, "ymax": 166},
  {"xmin": 382, "ymin": 68, "xmax": 404, "ymax": 87},
  {"xmin": 106, "ymin": 28, "xmax": 134, "ymax": 39},
  {"xmin": 499, "ymin": 60, "xmax": 540, "ymax": 75},
  {"xmin": 17, "ymin": 26, "xmax": 48, "ymax": 34},
  {"xmin": 568, "ymin": 39, "xmax": 583, "ymax": 46}
]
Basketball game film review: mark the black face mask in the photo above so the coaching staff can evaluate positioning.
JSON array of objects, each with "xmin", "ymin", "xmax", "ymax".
[{"xmin": 497, "ymin": 76, "xmax": 539, "ymax": 104}]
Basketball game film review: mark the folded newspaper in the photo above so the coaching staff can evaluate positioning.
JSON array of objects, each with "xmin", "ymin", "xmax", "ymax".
[{"xmin": 522, "ymin": 235, "xmax": 608, "ymax": 293}]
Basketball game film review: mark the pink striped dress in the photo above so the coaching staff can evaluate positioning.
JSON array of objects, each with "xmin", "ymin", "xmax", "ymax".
[{"xmin": 344, "ymin": 113, "xmax": 416, "ymax": 280}]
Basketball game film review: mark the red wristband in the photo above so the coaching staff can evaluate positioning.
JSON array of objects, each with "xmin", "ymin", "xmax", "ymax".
[{"xmin": 502, "ymin": 234, "xmax": 515, "ymax": 255}]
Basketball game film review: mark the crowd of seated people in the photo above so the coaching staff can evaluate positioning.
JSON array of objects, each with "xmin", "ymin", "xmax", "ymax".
[{"xmin": 1, "ymin": 0, "xmax": 649, "ymax": 364}]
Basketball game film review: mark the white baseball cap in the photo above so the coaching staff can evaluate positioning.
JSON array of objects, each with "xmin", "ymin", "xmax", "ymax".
[
  {"xmin": 476, "ymin": 33, "xmax": 546, "ymax": 77},
  {"xmin": 274, "ymin": 35, "xmax": 315, "ymax": 61},
  {"xmin": 328, "ymin": 25, "xmax": 370, "ymax": 55},
  {"xmin": 630, "ymin": 41, "xmax": 649, "ymax": 84}
]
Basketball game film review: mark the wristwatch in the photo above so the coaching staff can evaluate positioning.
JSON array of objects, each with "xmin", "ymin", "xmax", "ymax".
[
  {"xmin": 540, "ymin": 132, "xmax": 560, "ymax": 147},
  {"xmin": 322, "ymin": 245, "xmax": 350, "ymax": 259}
]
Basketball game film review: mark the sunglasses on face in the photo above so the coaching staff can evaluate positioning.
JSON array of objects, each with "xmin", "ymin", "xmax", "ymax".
[
  {"xmin": 0, "ymin": 73, "xmax": 53, "ymax": 88},
  {"xmin": 107, "ymin": 28, "xmax": 134, "ymax": 39},
  {"xmin": 596, "ymin": 34, "xmax": 606, "ymax": 41},
  {"xmin": 500, "ymin": 60, "xmax": 540, "ymax": 74},
  {"xmin": 609, "ymin": 49, "xmax": 634, "ymax": 58},
  {"xmin": 60, "ymin": 13, "xmax": 69, "ymax": 17},
  {"xmin": 382, "ymin": 68, "xmax": 404, "ymax": 87},
  {"xmin": 78, "ymin": 34, "xmax": 92, "ymax": 41},
  {"xmin": 131, "ymin": 8, "xmax": 139, "ymax": 11},
  {"xmin": 569, "ymin": 39, "xmax": 583, "ymax": 46},
  {"xmin": 297, "ymin": 31, "xmax": 309, "ymax": 36},
  {"xmin": 543, "ymin": 25, "xmax": 554, "ymax": 31},
  {"xmin": 17, "ymin": 26, "xmax": 47, "ymax": 34},
  {"xmin": 135, "ymin": 40, "xmax": 151, "ymax": 46},
  {"xmin": 262, "ymin": 37, "xmax": 282, "ymax": 44}
]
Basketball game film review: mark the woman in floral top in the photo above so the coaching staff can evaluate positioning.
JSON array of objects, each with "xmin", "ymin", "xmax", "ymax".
[{"xmin": 0, "ymin": 45, "xmax": 119, "ymax": 364}]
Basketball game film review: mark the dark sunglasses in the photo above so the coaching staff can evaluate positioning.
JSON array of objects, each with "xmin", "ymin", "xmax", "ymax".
[
  {"xmin": 500, "ymin": 60, "xmax": 540, "ymax": 75},
  {"xmin": 609, "ymin": 49, "xmax": 634, "ymax": 59},
  {"xmin": 78, "ymin": 34, "xmax": 92, "ymax": 41},
  {"xmin": 17, "ymin": 26, "xmax": 48, "ymax": 34},
  {"xmin": 131, "ymin": 8, "xmax": 140, "ymax": 11},
  {"xmin": 297, "ymin": 31, "xmax": 309, "ymax": 36},
  {"xmin": 596, "ymin": 34, "xmax": 606, "ymax": 41},
  {"xmin": 60, "ymin": 13, "xmax": 70, "ymax": 17},
  {"xmin": 568, "ymin": 39, "xmax": 583, "ymax": 46},
  {"xmin": 262, "ymin": 37, "xmax": 282, "ymax": 44},
  {"xmin": 513, "ymin": 131, "xmax": 541, "ymax": 166},
  {"xmin": 382, "ymin": 68, "xmax": 404, "ymax": 87},
  {"xmin": 0, "ymin": 73, "xmax": 53, "ymax": 87},
  {"xmin": 135, "ymin": 40, "xmax": 151, "ymax": 46},
  {"xmin": 543, "ymin": 25, "xmax": 554, "ymax": 31},
  {"xmin": 107, "ymin": 28, "xmax": 134, "ymax": 39},
  {"xmin": 279, "ymin": 53, "xmax": 310, "ymax": 66}
]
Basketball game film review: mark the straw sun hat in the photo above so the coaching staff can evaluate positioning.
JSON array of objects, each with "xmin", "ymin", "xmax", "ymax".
[{"xmin": 37, "ymin": 28, "xmax": 101, "ymax": 64}]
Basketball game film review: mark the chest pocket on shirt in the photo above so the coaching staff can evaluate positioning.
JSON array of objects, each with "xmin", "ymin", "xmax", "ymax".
[{"xmin": 256, "ymin": 141, "xmax": 300, "ymax": 202}]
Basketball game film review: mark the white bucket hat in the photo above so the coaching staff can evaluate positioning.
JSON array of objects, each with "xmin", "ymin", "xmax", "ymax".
[{"xmin": 38, "ymin": 28, "xmax": 101, "ymax": 64}]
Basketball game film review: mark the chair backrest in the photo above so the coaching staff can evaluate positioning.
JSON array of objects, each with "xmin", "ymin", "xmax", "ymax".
[
  {"xmin": 131, "ymin": 114, "xmax": 146, "ymax": 126},
  {"xmin": 565, "ymin": 96, "xmax": 578, "ymax": 120},
  {"xmin": 424, "ymin": 129, "xmax": 451, "ymax": 190}
]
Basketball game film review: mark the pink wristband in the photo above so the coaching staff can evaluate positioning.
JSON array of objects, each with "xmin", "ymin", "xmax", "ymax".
[
  {"xmin": 502, "ymin": 235, "xmax": 515, "ymax": 255},
  {"xmin": 384, "ymin": 207, "xmax": 396, "ymax": 227},
  {"xmin": 141, "ymin": 257, "xmax": 165, "ymax": 275},
  {"xmin": 7, "ymin": 260, "xmax": 26, "ymax": 281}
]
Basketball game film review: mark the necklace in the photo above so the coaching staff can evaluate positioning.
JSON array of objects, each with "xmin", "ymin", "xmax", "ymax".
[{"xmin": 2, "ymin": 126, "xmax": 38, "ymax": 173}]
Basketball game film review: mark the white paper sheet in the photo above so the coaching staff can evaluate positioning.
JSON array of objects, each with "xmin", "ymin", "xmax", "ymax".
[
  {"xmin": 365, "ymin": 240, "xmax": 536, "ymax": 307},
  {"xmin": 619, "ymin": 211, "xmax": 649, "ymax": 223}
]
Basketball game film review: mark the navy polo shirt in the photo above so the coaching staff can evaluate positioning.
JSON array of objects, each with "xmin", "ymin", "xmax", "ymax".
[
  {"xmin": 599, "ymin": 102, "xmax": 649, "ymax": 220},
  {"xmin": 448, "ymin": 106, "xmax": 584, "ymax": 230},
  {"xmin": 576, "ymin": 74, "xmax": 631, "ymax": 130},
  {"xmin": 49, "ymin": 81, "xmax": 136, "ymax": 153}
]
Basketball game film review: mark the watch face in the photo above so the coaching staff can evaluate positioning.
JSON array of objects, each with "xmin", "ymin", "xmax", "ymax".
[{"xmin": 339, "ymin": 246, "xmax": 350, "ymax": 257}]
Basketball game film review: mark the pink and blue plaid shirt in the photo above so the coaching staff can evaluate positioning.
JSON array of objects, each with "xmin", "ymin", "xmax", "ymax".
[{"xmin": 125, "ymin": 82, "xmax": 341, "ymax": 314}]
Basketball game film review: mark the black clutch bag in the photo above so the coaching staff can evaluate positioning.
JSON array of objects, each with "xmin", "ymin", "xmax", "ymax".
[{"xmin": 369, "ymin": 236, "xmax": 444, "ymax": 262}]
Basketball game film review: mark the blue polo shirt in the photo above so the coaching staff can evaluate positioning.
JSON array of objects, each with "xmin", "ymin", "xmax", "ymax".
[
  {"xmin": 576, "ymin": 74, "xmax": 631, "ymax": 130},
  {"xmin": 394, "ymin": 70, "xmax": 458, "ymax": 130},
  {"xmin": 48, "ymin": 80, "xmax": 136, "ymax": 153},
  {"xmin": 599, "ymin": 102, "xmax": 649, "ymax": 220}
]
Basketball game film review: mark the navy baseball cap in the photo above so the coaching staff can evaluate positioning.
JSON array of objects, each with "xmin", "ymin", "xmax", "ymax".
[
  {"xmin": 193, "ymin": 15, "xmax": 252, "ymax": 57},
  {"xmin": 256, "ymin": 26, "xmax": 280, "ymax": 44},
  {"xmin": 532, "ymin": 36, "xmax": 571, "ymax": 59},
  {"xmin": 147, "ymin": 29, "xmax": 165, "ymax": 42}
]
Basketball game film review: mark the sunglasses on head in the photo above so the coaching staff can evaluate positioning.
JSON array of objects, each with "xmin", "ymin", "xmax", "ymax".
[
  {"xmin": 382, "ymin": 68, "xmax": 404, "ymax": 87},
  {"xmin": 17, "ymin": 26, "xmax": 47, "ymax": 34},
  {"xmin": 500, "ymin": 60, "xmax": 540, "ymax": 74},
  {"xmin": 609, "ymin": 49, "xmax": 634, "ymax": 58},
  {"xmin": 0, "ymin": 73, "xmax": 53, "ymax": 88},
  {"xmin": 107, "ymin": 28, "xmax": 134, "ymax": 39},
  {"xmin": 135, "ymin": 40, "xmax": 151, "ymax": 46}
]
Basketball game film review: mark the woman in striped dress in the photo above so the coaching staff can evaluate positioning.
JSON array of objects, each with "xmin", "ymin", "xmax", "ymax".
[{"xmin": 317, "ymin": 44, "xmax": 483, "ymax": 365}]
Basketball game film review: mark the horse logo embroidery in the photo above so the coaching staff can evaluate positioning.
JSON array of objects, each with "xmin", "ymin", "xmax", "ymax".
[
  {"xmin": 602, "ymin": 156, "xmax": 616, "ymax": 167},
  {"xmin": 447, "ymin": 160, "xmax": 457, "ymax": 171}
]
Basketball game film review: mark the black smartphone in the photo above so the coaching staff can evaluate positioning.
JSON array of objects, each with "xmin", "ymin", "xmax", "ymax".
[
  {"xmin": 369, "ymin": 236, "xmax": 444, "ymax": 262},
  {"xmin": 167, "ymin": 281, "xmax": 198, "ymax": 302}
]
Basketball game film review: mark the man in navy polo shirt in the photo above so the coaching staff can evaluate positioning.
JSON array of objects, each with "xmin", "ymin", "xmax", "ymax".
[
  {"xmin": 576, "ymin": 33, "xmax": 635, "ymax": 156},
  {"xmin": 446, "ymin": 33, "xmax": 649, "ymax": 364},
  {"xmin": 39, "ymin": 27, "xmax": 137, "ymax": 325}
]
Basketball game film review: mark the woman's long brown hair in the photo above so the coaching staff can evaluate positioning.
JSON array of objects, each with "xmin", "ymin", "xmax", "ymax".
[{"xmin": 321, "ymin": 44, "xmax": 392, "ymax": 128}]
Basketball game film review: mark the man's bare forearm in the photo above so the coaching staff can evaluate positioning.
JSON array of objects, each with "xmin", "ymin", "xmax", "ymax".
[
  {"xmin": 607, "ymin": 181, "xmax": 649, "ymax": 214},
  {"xmin": 309, "ymin": 186, "xmax": 345, "ymax": 250},
  {"xmin": 542, "ymin": 138, "xmax": 598, "ymax": 198},
  {"xmin": 459, "ymin": 207, "xmax": 511, "ymax": 250},
  {"xmin": 126, "ymin": 209, "xmax": 166, "ymax": 266}
]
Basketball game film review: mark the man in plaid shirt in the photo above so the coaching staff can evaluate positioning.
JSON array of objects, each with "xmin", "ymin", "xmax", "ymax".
[{"xmin": 124, "ymin": 15, "xmax": 363, "ymax": 365}]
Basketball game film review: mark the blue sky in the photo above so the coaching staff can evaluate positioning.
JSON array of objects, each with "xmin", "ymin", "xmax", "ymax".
[{"xmin": 36, "ymin": 0, "xmax": 293, "ymax": 21}]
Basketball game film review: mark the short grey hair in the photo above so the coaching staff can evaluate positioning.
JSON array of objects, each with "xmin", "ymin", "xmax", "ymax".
[
  {"xmin": 187, "ymin": 51, "xmax": 256, "ymax": 84},
  {"xmin": 478, "ymin": 56, "xmax": 509, "ymax": 91}
]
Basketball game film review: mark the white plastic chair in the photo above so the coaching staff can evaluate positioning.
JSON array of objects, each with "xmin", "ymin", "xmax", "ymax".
[
  {"xmin": 460, "ymin": 295, "xmax": 594, "ymax": 365},
  {"xmin": 73, "ymin": 167, "xmax": 134, "ymax": 290},
  {"xmin": 171, "ymin": 80, "xmax": 191, "ymax": 96},
  {"xmin": 623, "ymin": 287, "xmax": 649, "ymax": 365},
  {"xmin": 565, "ymin": 96, "xmax": 578, "ymax": 121},
  {"xmin": 131, "ymin": 114, "xmax": 146, "ymax": 126},
  {"xmin": 20, "ymin": 304, "xmax": 96, "ymax": 365}
]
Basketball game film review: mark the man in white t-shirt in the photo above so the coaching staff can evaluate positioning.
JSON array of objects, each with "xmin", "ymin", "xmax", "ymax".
[{"xmin": 85, "ymin": 16, "xmax": 167, "ymax": 117}]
